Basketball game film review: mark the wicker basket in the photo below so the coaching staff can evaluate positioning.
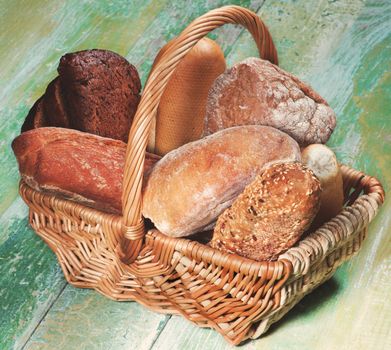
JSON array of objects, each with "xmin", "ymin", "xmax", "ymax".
[{"xmin": 18, "ymin": 5, "xmax": 385, "ymax": 346}]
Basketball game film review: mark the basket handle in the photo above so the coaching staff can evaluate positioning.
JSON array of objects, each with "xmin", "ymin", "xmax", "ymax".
[{"xmin": 121, "ymin": 5, "xmax": 278, "ymax": 262}]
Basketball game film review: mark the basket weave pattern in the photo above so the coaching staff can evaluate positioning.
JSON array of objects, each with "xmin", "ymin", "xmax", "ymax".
[
  {"xmin": 18, "ymin": 6, "xmax": 385, "ymax": 346},
  {"xmin": 20, "ymin": 165, "xmax": 384, "ymax": 345}
]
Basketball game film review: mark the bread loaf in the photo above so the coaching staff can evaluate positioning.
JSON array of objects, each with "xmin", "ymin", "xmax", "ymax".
[
  {"xmin": 142, "ymin": 125, "xmax": 301, "ymax": 237},
  {"xmin": 22, "ymin": 97, "xmax": 46, "ymax": 132},
  {"xmin": 301, "ymin": 144, "xmax": 344, "ymax": 228},
  {"xmin": 204, "ymin": 57, "xmax": 336, "ymax": 146},
  {"xmin": 12, "ymin": 127, "xmax": 160, "ymax": 214},
  {"xmin": 210, "ymin": 162, "xmax": 321, "ymax": 261},
  {"xmin": 150, "ymin": 38, "xmax": 226, "ymax": 155},
  {"xmin": 21, "ymin": 49, "xmax": 141, "ymax": 142},
  {"xmin": 42, "ymin": 77, "xmax": 70, "ymax": 128}
]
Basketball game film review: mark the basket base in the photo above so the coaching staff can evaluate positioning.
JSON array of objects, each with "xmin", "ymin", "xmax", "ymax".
[{"xmin": 19, "ymin": 162, "xmax": 384, "ymax": 345}]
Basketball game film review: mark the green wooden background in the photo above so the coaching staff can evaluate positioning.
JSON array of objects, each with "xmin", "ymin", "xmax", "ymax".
[{"xmin": 0, "ymin": 0, "xmax": 390, "ymax": 349}]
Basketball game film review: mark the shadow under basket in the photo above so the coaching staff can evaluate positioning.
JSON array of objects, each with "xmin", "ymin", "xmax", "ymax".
[{"xmin": 18, "ymin": 6, "xmax": 385, "ymax": 346}]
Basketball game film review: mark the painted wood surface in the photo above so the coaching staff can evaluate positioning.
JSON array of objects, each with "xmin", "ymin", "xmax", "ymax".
[
  {"xmin": 152, "ymin": 2, "xmax": 391, "ymax": 348},
  {"xmin": 0, "ymin": 1, "xmax": 265, "ymax": 349},
  {"xmin": 0, "ymin": 0, "xmax": 389, "ymax": 349},
  {"xmin": 24, "ymin": 288, "xmax": 170, "ymax": 350}
]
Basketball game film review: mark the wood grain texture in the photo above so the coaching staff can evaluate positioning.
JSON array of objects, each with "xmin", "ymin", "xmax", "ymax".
[
  {"xmin": 0, "ymin": 199, "xmax": 66, "ymax": 350},
  {"xmin": 24, "ymin": 288, "xmax": 170, "ymax": 350},
  {"xmin": 0, "ymin": 0, "xmax": 265, "ymax": 349},
  {"xmin": 0, "ymin": 0, "xmax": 167, "ymax": 347},
  {"xmin": 150, "ymin": 0, "xmax": 391, "ymax": 348},
  {"xmin": 0, "ymin": 0, "xmax": 389, "ymax": 349},
  {"xmin": 0, "ymin": 0, "xmax": 165, "ymax": 216}
]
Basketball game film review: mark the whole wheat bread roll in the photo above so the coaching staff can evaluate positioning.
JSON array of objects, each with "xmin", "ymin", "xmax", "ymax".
[
  {"xmin": 301, "ymin": 144, "xmax": 344, "ymax": 228},
  {"xmin": 142, "ymin": 125, "xmax": 301, "ymax": 237},
  {"xmin": 150, "ymin": 37, "xmax": 226, "ymax": 155},
  {"xmin": 210, "ymin": 162, "xmax": 321, "ymax": 261},
  {"xmin": 204, "ymin": 57, "xmax": 336, "ymax": 146},
  {"xmin": 12, "ymin": 127, "xmax": 160, "ymax": 214}
]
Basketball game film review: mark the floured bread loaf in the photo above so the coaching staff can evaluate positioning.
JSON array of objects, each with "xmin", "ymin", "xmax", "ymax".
[
  {"xmin": 302, "ymin": 144, "xmax": 344, "ymax": 228},
  {"xmin": 204, "ymin": 57, "xmax": 336, "ymax": 146},
  {"xmin": 210, "ymin": 162, "xmax": 321, "ymax": 261},
  {"xmin": 12, "ymin": 127, "xmax": 160, "ymax": 214},
  {"xmin": 151, "ymin": 37, "xmax": 226, "ymax": 155},
  {"xmin": 142, "ymin": 125, "xmax": 301, "ymax": 237}
]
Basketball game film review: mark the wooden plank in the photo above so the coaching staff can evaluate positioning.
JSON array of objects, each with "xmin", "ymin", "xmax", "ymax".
[
  {"xmin": 2, "ymin": 0, "xmax": 389, "ymax": 348},
  {"xmin": 151, "ymin": 0, "xmax": 391, "ymax": 348},
  {"xmin": 0, "ymin": 198, "xmax": 66, "ymax": 350},
  {"xmin": 0, "ymin": 0, "xmax": 265, "ymax": 349},
  {"xmin": 0, "ymin": 1, "xmax": 167, "ymax": 348},
  {"xmin": 24, "ymin": 287, "xmax": 170, "ymax": 350}
]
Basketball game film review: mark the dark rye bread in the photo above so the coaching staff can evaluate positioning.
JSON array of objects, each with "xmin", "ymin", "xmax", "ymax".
[
  {"xmin": 204, "ymin": 57, "xmax": 336, "ymax": 146},
  {"xmin": 210, "ymin": 162, "xmax": 321, "ymax": 261},
  {"xmin": 12, "ymin": 127, "xmax": 160, "ymax": 214},
  {"xmin": 22, "ymin": 97, "xmax": 46, "ymax": 132},
  {"xmin": 22, "ymin": 78, "xmax": 69, "ymax": 133},
  {"xmin": 21, "ymin": 49, "xmax": 141, "ymax": 142},
  {"xmin": 58, "ymin": 49, "xmax": 141, "ymax": 142},
  {"xmin": 43, "ymin": 77, "xmax": 70, "ymax": 128}
]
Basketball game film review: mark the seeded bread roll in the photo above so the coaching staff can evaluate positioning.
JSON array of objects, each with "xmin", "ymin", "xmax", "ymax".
[
  {"xmin": 301, "ymin": 144, "xmax": 344, "ymax": 228},
  {"xmin": 142, "ymin": 125, "xmax": 301, "ymax": 237},
  {"xmin": 210, "ymin": 162, "xmax": 321, "ymax": 261},
  {"xmin": 204, "ymin": 57, "xmax": 336, "ymax": 146}
]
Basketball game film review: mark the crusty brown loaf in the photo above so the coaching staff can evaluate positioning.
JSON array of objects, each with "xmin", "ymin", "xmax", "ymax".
[
  {"xmin": 58, "ymin": 49, "xmax": 141, "ymax": 142},
  {"xmin": 210, "ymin": 162, "xmax": 321, "ymax": 261},
  {"xmin": 204, "ymin": 57, "xmax": 336, "ymax": 146},
  {"xmin": 12, "ymin": 127, "xmax": 160, "ymax": 214},
  {"xmin": 142, "ymin": 125, "xmax": 301, "ymax": 237},
  {"xmin": 151, "ymin": 37, "xmax": 226, "ymax": 155},
  {"xmin": 42, "ymin": 77, "xmax": 70, "ymax": 128},
  {"xmin": 21, "ymin": 49, "xmax": 141, "ymax": 142},
  {"xmin": 22, "ymin": 97, "xmax": 46, "ymax": 132},
  {"xmin": 301, "ymin": 144, "xmax": 344, "ymax": 228}
]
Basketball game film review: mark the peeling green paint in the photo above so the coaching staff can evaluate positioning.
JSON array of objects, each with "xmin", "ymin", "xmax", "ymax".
[{"xmin": 0, "ymin": 0, "xmax": 390, "ymax": 349}]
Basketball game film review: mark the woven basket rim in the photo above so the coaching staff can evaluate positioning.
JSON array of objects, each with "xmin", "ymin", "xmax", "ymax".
[
  {"xmin": 18, "ymin": 163, "xmax": 385, "ymax": 345},
  {"xmin": 19, "ymin": 163, "xmax": 385, "ymax": 277}
]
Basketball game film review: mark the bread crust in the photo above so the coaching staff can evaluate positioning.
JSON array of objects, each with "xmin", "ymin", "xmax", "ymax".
[
  {"xmin": 204, "ymin": 57, "xmax": 336, "ymax": 146},
  {"xmin": 142, "ymin": 125, "xmax": 301, "ymax": 237},
  {"xmin": 152, "ymin": 38, "xmax": 226, "ymax": 155},
  {"xmin": 12, "ymin": 127, "xmax": 160, "ymax": 214},
  {"xmin": 301, "ymin": 144, "xmax": 344, "ymax": 228},
  {"xmin": 210, "ymin": 162, "xmax": 321, "ymax": 261},
  {"xmin": 21, "ymin": 49, "xmax": 141, "ymax": 142}
]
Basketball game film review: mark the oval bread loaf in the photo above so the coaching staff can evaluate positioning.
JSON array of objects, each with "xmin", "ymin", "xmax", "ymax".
[
  {"xmin": 204, "ymin": 57, "xmax": 336, "ymax": 146},
  {"xmin": 301, "ymin": 144, "xmax": 344, "ymax": 228},
  {"xmin": 210, "ymin": 162, "xmax": 321, "ymax": 261},
  {"xmin": 142, "ymin": 125, "xmax": 301, "ymax": 237},
  {"xmin": 151, "ymin": 37, "xmax": 226, "ymax": 155},
  {"xmin": 12, "ymin": 127, "xmax": 160, "ymax": 214}
]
